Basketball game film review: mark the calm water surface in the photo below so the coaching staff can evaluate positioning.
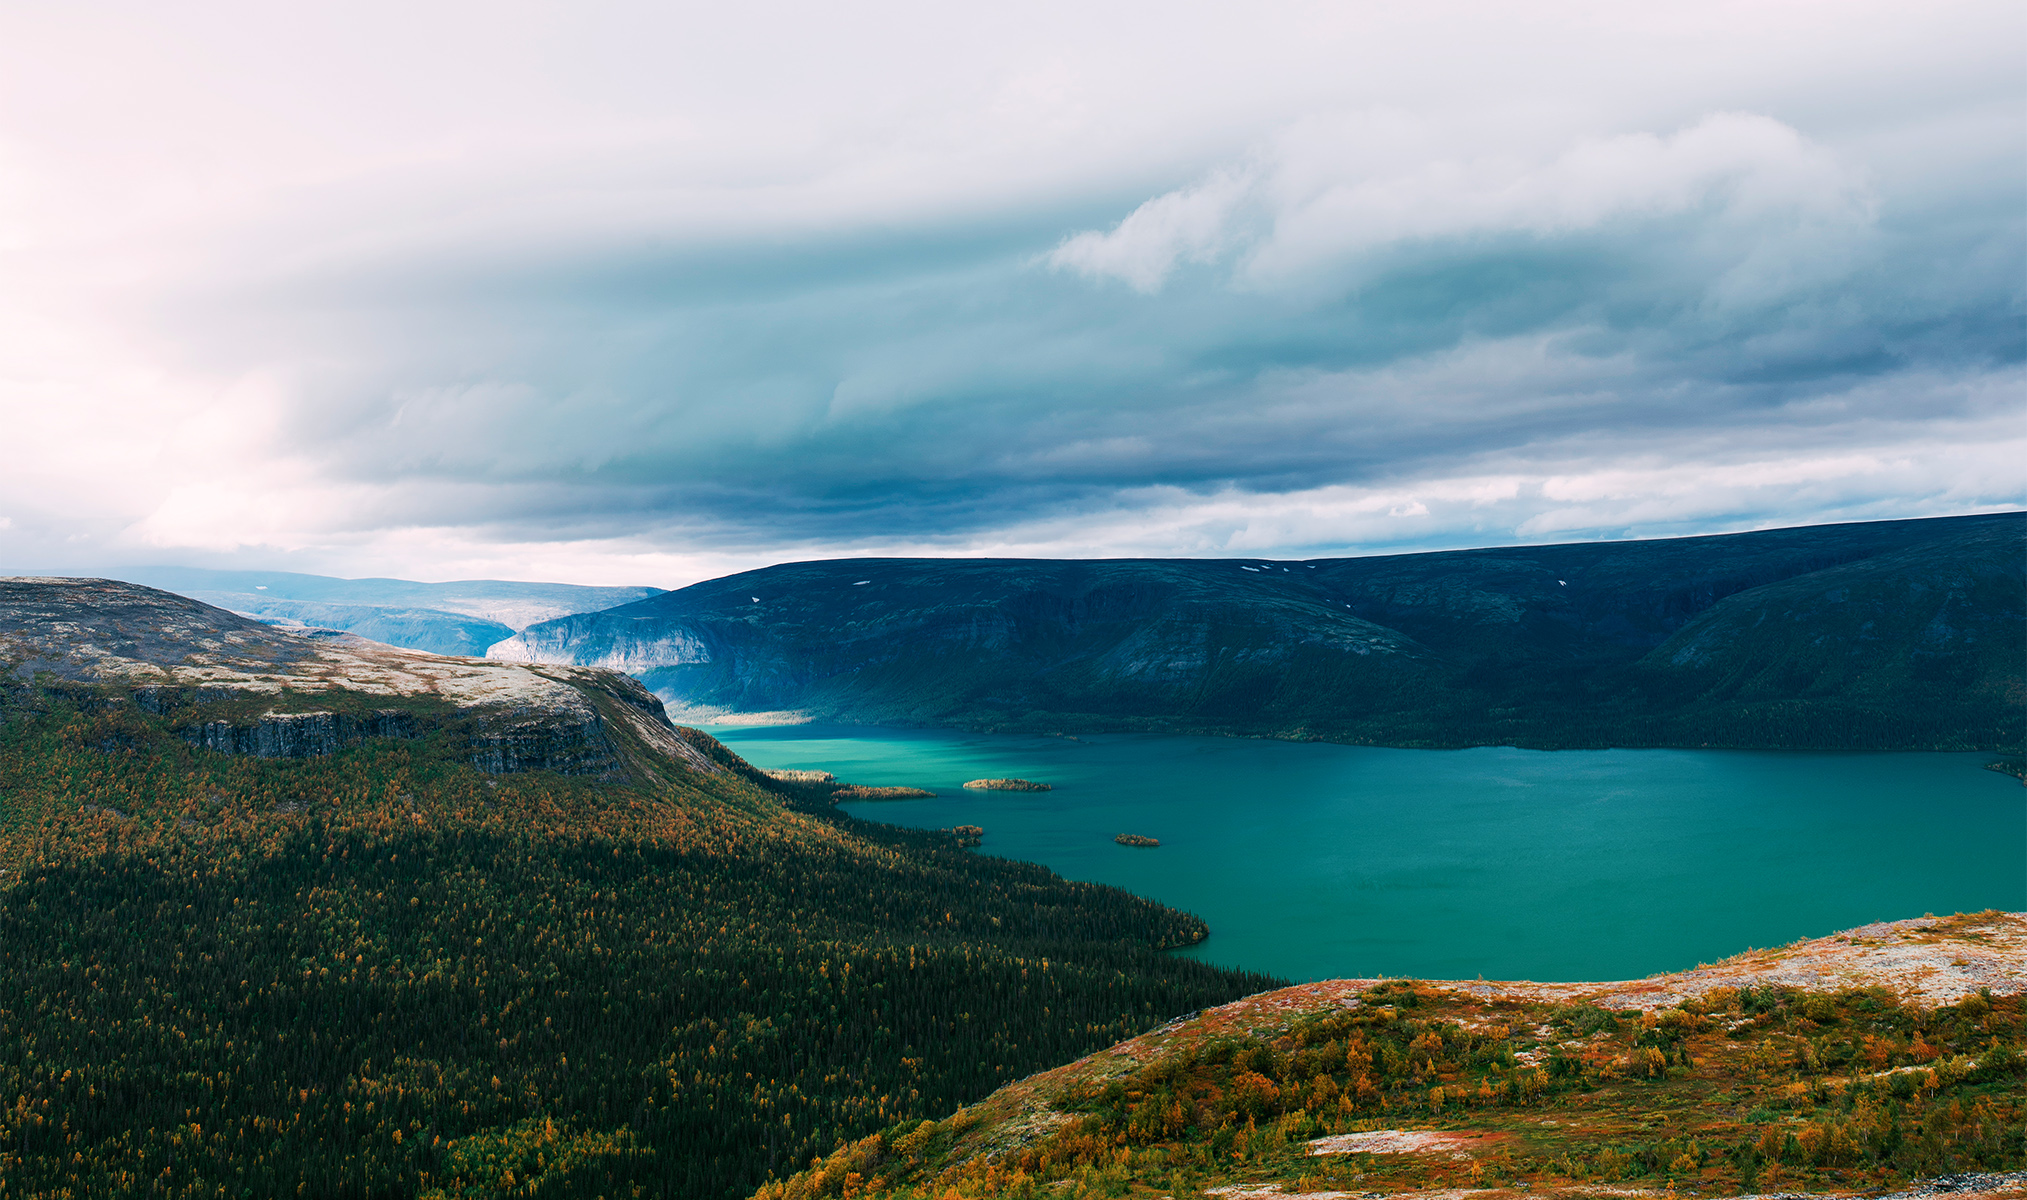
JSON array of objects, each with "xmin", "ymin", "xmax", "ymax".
[{"xmin": 700, "ymin": 724, "xmax": 2025, "ymax": 984}]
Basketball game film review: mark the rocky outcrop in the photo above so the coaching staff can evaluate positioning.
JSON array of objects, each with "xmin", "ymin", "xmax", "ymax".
[
  {"xmin": 184, "ymin": 709, "xmax": 418, "ymax": 758},
  {"xmin": 490, "ymin": 624, "xmax": 711, "ymax": 672},
  {"xmin": 0, "ymin": 578, "xmax": 728, "ymax": 782},
  {"xmin": 467, "ymin": 708, "xmax": 620, "ymax": 776}
]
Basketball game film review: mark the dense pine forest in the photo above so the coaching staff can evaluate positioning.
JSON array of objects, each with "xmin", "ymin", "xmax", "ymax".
[{"xmin": 0, "ymin": 692, "xmax": 1280, "ymax": 1199}]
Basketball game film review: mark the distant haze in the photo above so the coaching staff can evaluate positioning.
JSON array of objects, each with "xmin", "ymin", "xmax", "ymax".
[
  {"xmin": 0, "ymin": 0, "xmax": 2019, "ymax": 587},
  {"xmin": 0, "ymin": 567, "xmax": 664, "ymax": 658}
]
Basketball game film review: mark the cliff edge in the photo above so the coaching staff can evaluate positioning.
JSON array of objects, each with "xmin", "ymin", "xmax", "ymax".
[{"xmin": 0, "ymin": 577, "xmax": 724, "ymax": 782}]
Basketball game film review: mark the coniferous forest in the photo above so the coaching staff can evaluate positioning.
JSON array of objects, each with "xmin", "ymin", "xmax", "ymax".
[{"xmin": 0, "ymin": 693, "xmax": 1280, "ymax": 1199}]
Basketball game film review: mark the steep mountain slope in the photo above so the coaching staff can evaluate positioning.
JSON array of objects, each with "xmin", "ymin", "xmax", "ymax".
[
  {"xmin": 55, "ymin": 566, "xmax": 667, "ymax": 657},
  {"xmin": 764, "ymin": 911, "xmax": 2027, "ymax": 1200},
  {"xmin": 0, "ymin": 580, "xmax": 1277, "ymax": 1198},
  {"xmin": 493, "ymin": 513, "xmax": 2024, "ymax": 749}
]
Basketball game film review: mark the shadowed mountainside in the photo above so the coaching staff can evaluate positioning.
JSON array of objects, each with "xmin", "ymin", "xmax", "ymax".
[{"xmin": 493, "ymin": 513, "xmax": 2025, "ymax": 749}]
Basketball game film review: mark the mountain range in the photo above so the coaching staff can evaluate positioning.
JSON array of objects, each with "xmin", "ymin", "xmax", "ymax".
[
  {"xmin": 8, "ymin": 566, "xmax": 663, "ymax": 657},
  {"xmin": 1, "ymin": 561, "xmax": 2020, "ymax": 1198},
  {"xmin": 492, "ymin": 512, "xmax": 2025, "ymax": 750}
]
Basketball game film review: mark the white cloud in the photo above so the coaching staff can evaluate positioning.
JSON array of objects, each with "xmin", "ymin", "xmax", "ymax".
[
  {"xmin": 1049, "ymin": 167, "xmax": 1254, "ymax": 292},
  {"xmin": 1049, "ymin": 112, "xmax": 1877, "ymax": 304},
  {"xmin": 917, "ymin": 424, "xmax": 2027, "ymax": 563}
]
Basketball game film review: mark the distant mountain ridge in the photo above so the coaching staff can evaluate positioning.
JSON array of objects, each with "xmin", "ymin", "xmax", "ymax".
[
  {"xmin": 492, "ymin": 513, "xmax": 2025, "ymax": 750},
  {"xmin": 9, "ymin": 567, "xmax": 665, "ymax": 658}
]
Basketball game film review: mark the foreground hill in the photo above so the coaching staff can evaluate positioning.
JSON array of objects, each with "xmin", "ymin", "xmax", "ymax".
[
  {"xmin": 767, "ymin": 911, "xmax": 2027, "ymax": 1200},
  {"xmin": 59, "ymin": 566, "xmax": 665, "ymax": 657},
  {"xmin": 493, "ymin": 513, "xmax": 2024, "ymax": 750},
  {"xmin": 0, "ymin": 579, "xmax": 1276, "ymax": 1198}
]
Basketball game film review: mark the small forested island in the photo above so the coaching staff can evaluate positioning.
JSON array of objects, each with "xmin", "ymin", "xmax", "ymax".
[
  {"xmin": 760, "ymin": 769, "xmax": 932, "ymax": 800},
  {"xmin": 962, "ymin": 777, "xmax": 1051, "ymax": 791},
  {"xmin": 1113, "ymin": 833, "xmax": 1160, "ymax": 847},
  {"xmin": 830, "ymin": 784, "xmax": 936, "ymax": 799}
]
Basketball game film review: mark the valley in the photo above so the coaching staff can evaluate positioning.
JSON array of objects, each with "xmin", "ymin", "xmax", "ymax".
[{"xmin": 1, "ymin": 518, "xmax": 2020, "ymax": 1199}]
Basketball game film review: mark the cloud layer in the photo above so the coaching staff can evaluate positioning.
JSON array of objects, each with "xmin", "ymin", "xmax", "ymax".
[{"xmin": 0, "ymin": 0, "xmax": 2019, "ymax": 584}]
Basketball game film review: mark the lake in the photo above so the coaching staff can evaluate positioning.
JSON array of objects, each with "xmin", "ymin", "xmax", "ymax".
[{"xmin": 699, "ymin": 723, "xmax": 2026, "ymax": 985}]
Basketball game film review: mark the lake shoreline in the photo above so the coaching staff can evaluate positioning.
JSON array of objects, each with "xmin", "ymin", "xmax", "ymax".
[{"xmin": 704, "ymin": 722, "xmax": 2024, "ymax": 984}]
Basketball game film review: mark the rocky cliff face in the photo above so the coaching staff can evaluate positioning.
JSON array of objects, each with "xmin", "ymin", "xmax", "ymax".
[
  {"xmin": 183, "ymin": 708, "xmax": 418, "ymax": 758},
  {"xmin": 0, "ymin": 578, "xmax": 724, "ymax": 781},
  {"xmin": 490, "ymin": 513, "xmax": 2024, "ymax": 749}
]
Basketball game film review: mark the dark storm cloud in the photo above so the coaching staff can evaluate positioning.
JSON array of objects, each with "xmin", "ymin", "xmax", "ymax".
[
  {"xmin": 171, "ymin": 112, "xmax": 2019, "ymax": 555},
  {"xmin": 0, "ymin": 0, "xmax": 2019, "ymax": 579}
]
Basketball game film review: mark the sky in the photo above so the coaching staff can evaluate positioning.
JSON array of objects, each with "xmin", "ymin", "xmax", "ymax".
[{"xmin": 1, "ymin": 0, "xmax": 2020, "ymax": 587}]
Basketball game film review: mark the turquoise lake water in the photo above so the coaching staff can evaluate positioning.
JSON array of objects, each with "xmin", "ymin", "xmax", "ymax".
[{"xmin": 700, "ymin": 724, "xmax": 2026, "ymax": 985}]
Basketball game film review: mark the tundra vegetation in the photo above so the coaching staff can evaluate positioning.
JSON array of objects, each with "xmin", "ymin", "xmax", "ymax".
[
  {"xmin": 768, "ymin": 955, "xmax": 2026, "ymax": 1199},
  {"xmin": 0, "ymin": 689, "xmax": 1277, "ymax": 1199}
]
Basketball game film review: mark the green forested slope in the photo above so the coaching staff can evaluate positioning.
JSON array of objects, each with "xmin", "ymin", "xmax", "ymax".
[
  {"xmin": 0, "ymin": 695, "xmax": 1276, "ymax": 1199},
  {"xmin": 498, "ymin": 513, "xmax": 2024, "ymax": 749}
]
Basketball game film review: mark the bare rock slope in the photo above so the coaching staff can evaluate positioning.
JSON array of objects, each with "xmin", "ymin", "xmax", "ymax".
[{"xmin": 0, "ymin": 577, "xmax": 723, "ymax": 780}]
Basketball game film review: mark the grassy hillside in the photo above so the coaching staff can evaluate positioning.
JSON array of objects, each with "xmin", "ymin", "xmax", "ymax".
[
  {"xmin": 0, "ymin": 691, "xmax": 1277, "ymax": 1198},
  {"xmin": 764, "ymin": 914, "xmax": 2027, "ymax": 1200},
  {"xmin": 497, "ymin": 513, "xmax": 2025, "ymax": 750}
]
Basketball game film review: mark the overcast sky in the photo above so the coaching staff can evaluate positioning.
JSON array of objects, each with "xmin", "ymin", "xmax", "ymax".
[{"xmin": 1, "ymin": 0, "xmax": 2020, "ymax": 586}]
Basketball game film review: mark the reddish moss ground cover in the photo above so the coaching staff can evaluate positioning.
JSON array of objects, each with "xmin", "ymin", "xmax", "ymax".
[{"xmin": 762, "ymin": 918, "xmax": 2027, "ymax": 1200}]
